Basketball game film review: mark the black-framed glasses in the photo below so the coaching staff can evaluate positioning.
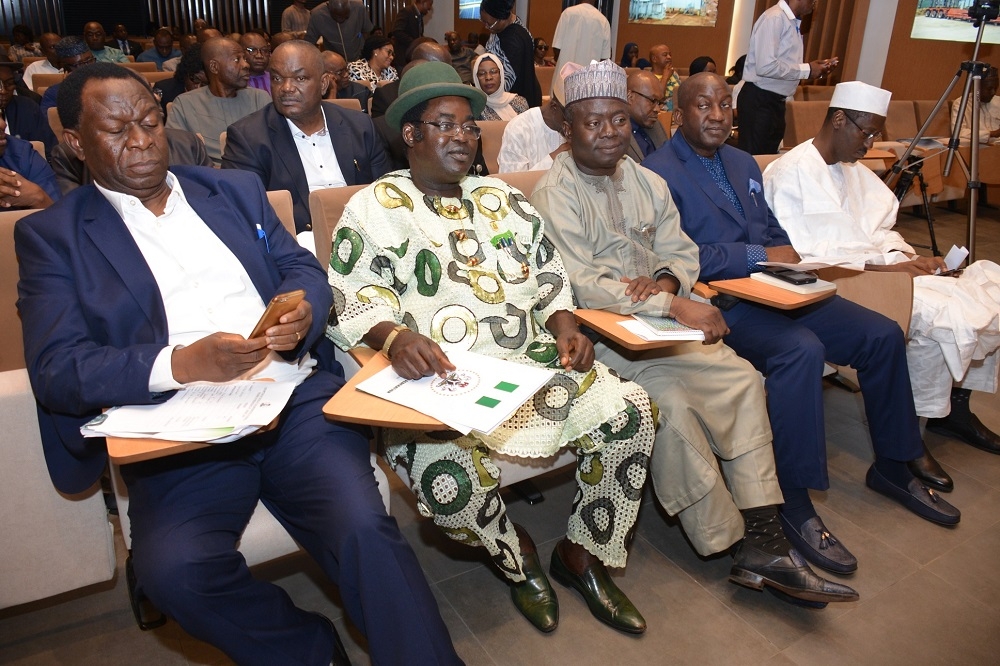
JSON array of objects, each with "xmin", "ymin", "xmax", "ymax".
[
  {"xmin": 629, "ymin": 89, "xmax": 667, "ymax": 108},
  {"xmin": 245, "ymin": 46, "xmax": 271, "ymax": 56},
  {"xmin": 482, "ymin": 16, "xmax": 500, "ymax": 30},
  {"xmin": 417, "ymin": 121, "xmax": 482, "ymax": 139},
  {"xmin": 843, "ymin": 112, "xmax": 882, "ymax": 142}
]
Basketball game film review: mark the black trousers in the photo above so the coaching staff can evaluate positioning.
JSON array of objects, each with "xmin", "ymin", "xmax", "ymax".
[{"xmin": 738, "ymin": 81, "xmax": 788, "ymax": 155}]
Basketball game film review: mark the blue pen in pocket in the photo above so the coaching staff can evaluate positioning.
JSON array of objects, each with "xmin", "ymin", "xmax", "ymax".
[
  {"xmin": 748, "ymin": 178, "xmax": 762, "ymax": 207},
  {"xmin": 256, "ymin": 223, "xmax": 270, "ymax": 252}
]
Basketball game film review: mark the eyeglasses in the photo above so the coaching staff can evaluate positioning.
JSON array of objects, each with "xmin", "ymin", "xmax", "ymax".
[
  {"xmin": 417, "ymin": 120, "xmax": 482, "ymax": 139},
  {"xmin": 629, "ymin": 89, "xmax": 667, "ymax": 108},
  {"xmin": 64, "ymin": 55, "xmax": 96, "ymax": 71},
  {"xmin": 482, "ymin": 16, "xmax": 500, "ymax": 30},
  {"xmin": 843, "ymin": 112, "xmax": 882, "ymax": 142},
  {"xmin": 245, "ymin": 46, "xmax": 271, "ymax": 56}
]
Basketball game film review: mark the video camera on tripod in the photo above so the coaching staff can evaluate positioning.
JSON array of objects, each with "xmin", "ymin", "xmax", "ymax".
[{"xmin": 969, "ymin": 0, "xmax": 1000, "ymax": 23}]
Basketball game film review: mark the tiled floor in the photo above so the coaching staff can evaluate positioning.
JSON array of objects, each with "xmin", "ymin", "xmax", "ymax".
[{"xmin": 3, "ymin": 203, "xmax": 1000, "ymax": 665}]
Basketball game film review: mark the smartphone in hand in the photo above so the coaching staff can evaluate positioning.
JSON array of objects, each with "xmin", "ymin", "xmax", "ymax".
[
  {"xmin": 249, "ymin": 290, "xmax": 306, "ymax": 339},
  {"xmin": 761, "ymin": 267, "xmax": 818, "ymax": 285}
]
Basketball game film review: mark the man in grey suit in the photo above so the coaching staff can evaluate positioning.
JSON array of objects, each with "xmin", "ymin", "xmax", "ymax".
[
  {"xmin": 222, "ymin": 41, "xmax": 389, "ymax": 236},
  {"xmin": 625, "ymin": 70, "xmax": 668, "ymax": 164}
]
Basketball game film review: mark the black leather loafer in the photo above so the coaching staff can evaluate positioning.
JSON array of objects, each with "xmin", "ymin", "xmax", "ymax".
[
  {"xmin": 926, "ymin": 413, "xmax": 1000, "ymax": 455},
  {"xmin": 907, "ymin": 444, "xmax": 953, "ymax": 492},
  {"xmin": 865, "ymin": 464, "xmax": 961, "ymax": 526},
  {"xmin": 766, "ymin": 587, "xmax": 828, "ymax": 609},
  {"xmin": 509, "ymin": 551, "xmax": 559, "ymax": 632},
  {"xmin": 779, "ymin": 513, "xmax": 858, "ymax": 574},
  {"xmin": 730, "ymin": 542, "xmax": 859, "ymax": 604},
  {"xmin": 549, "ymin": 546, "xmax": 645, "ymax": 634}
]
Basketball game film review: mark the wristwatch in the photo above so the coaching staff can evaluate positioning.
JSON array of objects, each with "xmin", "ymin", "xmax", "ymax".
[{"xmin": 381, "ymin": 324, "xmax": 410, "ymax": 359}]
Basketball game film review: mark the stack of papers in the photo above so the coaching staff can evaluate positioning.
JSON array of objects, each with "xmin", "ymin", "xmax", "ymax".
[
  {"xmin": 81, "ymin": 381, "xmax": 297, "ymax": 443},
  {"xmin": 355, "ymin": 350, "xmax": 554, "ymax": 435},
  {"xmin": 619, "ymin": 313, "xmax": 705, "ymax": 341}
]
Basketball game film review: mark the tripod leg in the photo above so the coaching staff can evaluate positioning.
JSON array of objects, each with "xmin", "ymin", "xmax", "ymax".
[{"xmin": 917, "ymin": 172, "xmax": 941, "ymax": 257}]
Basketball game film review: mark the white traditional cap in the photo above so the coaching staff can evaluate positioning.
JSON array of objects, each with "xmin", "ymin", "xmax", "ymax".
[
  {"xmin": 563, "ymin": 59, "xmax": 628, "ymax": 106},
  {"xmin": 829, "ymin": 80, "xmax": 892, "ymax": 117}
]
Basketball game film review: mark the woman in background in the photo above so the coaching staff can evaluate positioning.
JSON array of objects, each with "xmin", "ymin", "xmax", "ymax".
[{"xmin": 473, "ymin": 53, "xmax": 528, "ymax": 121}]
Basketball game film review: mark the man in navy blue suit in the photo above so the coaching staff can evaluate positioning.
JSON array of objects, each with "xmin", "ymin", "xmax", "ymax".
[
  {"xmin": 644, "ymin": 73, "xmax": 961, "ymax": 577},
  {"xmin": 222, "ymin": 40, "xmax": 389, "ymax": 236},
  {"xmin": 15, "ymin": 63, "xmax": 459, "ymax": 665}
]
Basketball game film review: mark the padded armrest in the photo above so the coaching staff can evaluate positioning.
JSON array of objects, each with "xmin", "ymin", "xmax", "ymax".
[{"xmin": 692, "ymin": 281, "xmax": 718, "ymax": 299}]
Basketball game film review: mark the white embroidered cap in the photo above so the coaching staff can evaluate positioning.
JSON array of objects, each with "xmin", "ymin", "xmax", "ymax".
[
  {"xmin": 829, "ymin": 80, "xmax": 892, "ymax": 117},
  {"xmin": 563, "ymin": 59, "xmax": 628, "ymax": 106}
]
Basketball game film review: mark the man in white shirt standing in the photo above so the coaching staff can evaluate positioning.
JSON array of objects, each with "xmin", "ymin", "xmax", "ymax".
[
  {"xmin": 551, "ymin": 0, "xmax": 611, "ymax": 83},
  {"xmin": 739, "ymin": 0, "xmax": 838, "ymax": 154}
]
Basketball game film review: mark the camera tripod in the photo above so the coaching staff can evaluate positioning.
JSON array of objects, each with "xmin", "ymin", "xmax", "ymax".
[{"xmin": 883, "ymin": 3, "xmax": 998, "ymax": 263}]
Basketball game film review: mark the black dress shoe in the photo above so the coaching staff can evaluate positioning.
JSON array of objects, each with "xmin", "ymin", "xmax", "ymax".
[
  {"xmin": 730, "ymin": 541, "xmax": 859, "ymax": 604},
  {"xmin": 926, "ymin": 413, "xmax": 1000, "ymax": 455},
  {"xmin": 312, "ymin": 612, "xmax": 351, "ymax": 666},
  {"xmin": 779, "ymin": 513, "xmax": 857, "ymax": 574},
  {"xmin": 907, "ymin": 444, "xmax": 954, "ymax": 492},
  {"xmin": 865, "ymin": 464, "xmax": 961, "ymax": 526},
  {"xmin": 509, "ymin": 551, "xmax": 558, "ymax": 632},
  {"xmin": 766, "ymin": 587, "xmax": 828, "ymax": 609},
  {"xmin": 549, "ymin": 545, "xmax": 646, "ymax": 634}
]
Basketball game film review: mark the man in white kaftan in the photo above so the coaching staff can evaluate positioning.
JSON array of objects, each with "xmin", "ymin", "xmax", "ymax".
[
  {"xmin": 951, "ymin": 66, "xmax": 1000, "ymax": 145},
  {"xmin": 765, "ymin": 81, "xmax": 1000, "ymax": 454}
]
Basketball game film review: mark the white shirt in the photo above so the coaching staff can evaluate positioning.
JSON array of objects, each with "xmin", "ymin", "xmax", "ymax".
[
  {"xmin": 498, "ymin": 107, "xmax": 566, "ymax": 173},
  {"xmin": 95, "ymin": 172, "xmax": 314, "ymax": 392},
  {"xmin": 22, "ymin": 58, "xmax": 60, "ymax": 90},
  {"xmin": 552, "ymin": 3, "xmax": 611, "ymax": 76},
  {"xmin": 286, "ymin": 113, "xmax": 348, "ymax": 191},
  {"xmin": 744, "ymin": 0, "xmax": 810, "ymax": 97}
]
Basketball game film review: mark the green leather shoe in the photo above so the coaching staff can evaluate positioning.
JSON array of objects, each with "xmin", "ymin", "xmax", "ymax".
[
  {"xmin": 549, "ymin": 545, "xmax": 646, "ymax": 634},
  {"xmin": 509, "ymin": 550, "xmax": 559, "ymax": 632}
]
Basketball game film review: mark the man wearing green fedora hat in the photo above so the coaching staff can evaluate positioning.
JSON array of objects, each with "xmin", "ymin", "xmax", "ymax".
[{"xmin": 327, "ymin": 61, "xmax": 656, "ymax": 635}]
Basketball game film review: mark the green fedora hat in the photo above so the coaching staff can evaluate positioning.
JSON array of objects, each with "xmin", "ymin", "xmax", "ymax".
[{"xmin": 386, "ymin": 61, "xmax": 487, "ymax": 132}]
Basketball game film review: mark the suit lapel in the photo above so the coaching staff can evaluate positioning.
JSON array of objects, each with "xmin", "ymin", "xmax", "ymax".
[
  {"xmin": 268, "ymin": 107, "xmax": 311, "ymax": 215},
  {"xmin": 680, "ymin": 145, "xmax": 747, "ymax": 229},
  {"xmin": 324, "ymin": 105, "xmax": 358, "ymax": 185},
  {"xmin": 79, "ymin": 190, "xmax": 166, "ymax": 334}
]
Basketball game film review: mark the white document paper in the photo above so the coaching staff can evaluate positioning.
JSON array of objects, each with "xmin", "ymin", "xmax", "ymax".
[
  {"xmin": 355, "ymin": 350, "xmax": 555, "ymax": 436},
  {"xmin": 749, "ymin": 271, "xmax": 837, "ymax": 294},
  {"xmin": 942, "ymin": 245, "xmax": 969, "ymax": 272},
  {"xmin": 81, "ymin": 381, "xmax": 297, "ymax": 443}
]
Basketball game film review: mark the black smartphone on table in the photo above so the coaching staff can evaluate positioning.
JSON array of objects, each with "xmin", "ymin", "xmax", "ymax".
[{"xmin": 761, "ymin": 266, "xmax": 818, "ymax": 285}]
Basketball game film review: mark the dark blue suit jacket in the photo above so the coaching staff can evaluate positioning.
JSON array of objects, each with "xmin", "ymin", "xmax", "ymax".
[
  {"xmin": 5, "ymin": 94, "xmax": 57, "ymax": 156},
  {"xmin": 15, "ymin": 166, "xmax": 336, "ymax": 493},
  {"xmin": 221, "ymin": 102, "xmax": 390, "ymax": 234},
  {"xmin": 643, "ymin": 132, "xmax": 791, "ymax": 282}
]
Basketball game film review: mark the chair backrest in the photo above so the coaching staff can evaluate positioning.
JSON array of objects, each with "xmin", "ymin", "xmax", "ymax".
[
  {"xmin": 495, "ymin": 170, "xmax": 545, "ymax": 198},
  {"xmin": 802, "ymin": 84, "xmax": 835, "ymax": 102},
  {"xmin": 783, "ymin": 100, "xmax": 827, "ymax": 147},
  {"xmin": 309, "ymin": 185, "xmax": 366, "ymax": 264},
  {"xmin": 477, "ymin": 120, "xmax": 507, "ymax": 175},
  {"xmin": 21, "ymin": 56, "xmax": 45, "ymax": 68},
  {"xmin": 266, "ymin": 189, "xmax": 296, "ymax": 237},
  {"xmin": 32, "ymin": 72, "xmax": 65, "ymax": 91},
  {"xmin": 822, "ymin": 267, "xmax": 914, "ymax": 336},
  {"xmin": 29, "ymin": 140, "xmax": 45, "ymax": 159},
  {"xmin": 657, "ymin": 110, "xmax": 672, "ymax": 138},
  {"xmin": 120, "ymin": 61, "xmax": 157, "ymax": 72},
  {"xmin": 0, "ymin": 208, "xmax": 42, "ymax": 372},
  {"xmin": 884, "ymin": 99, "xmax": 919, "ymax": 141},
  {"xmin": 327, "ymin": 97, "xmax": 363, "ymax": 113},
  {"xmin": 914, "ymin": 99, "xmax": 953, "ymax": 138},
  {"xmin": 534, "ymin": 65, "xmax": 554, "ymax": 96},
  {"xmin": 47, "ymin": 106, "xmax": 63, "ymax": 138},
  {"xmin": 143, "ymin": 70, "xmax": 174, "ymax": 85},
  {"xmin": 753, "ymin": 153, "xmax": 782, "ymax": 173}
]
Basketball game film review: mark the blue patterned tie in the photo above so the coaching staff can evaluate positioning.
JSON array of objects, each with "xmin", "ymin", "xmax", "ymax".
[{"xmin": 698, "ymin": 154, "xmax": 744, "ymax": 218}]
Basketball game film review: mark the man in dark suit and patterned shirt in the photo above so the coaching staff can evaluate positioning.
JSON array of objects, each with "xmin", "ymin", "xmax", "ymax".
[{"xmin": 223, "ymin": 41, "xmax": 389, "ymax": 236}]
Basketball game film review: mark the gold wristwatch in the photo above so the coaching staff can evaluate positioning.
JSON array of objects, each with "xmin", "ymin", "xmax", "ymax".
[{"xmin": 381, "ymin": 324, "xmax": 409, "ymax": 359}]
